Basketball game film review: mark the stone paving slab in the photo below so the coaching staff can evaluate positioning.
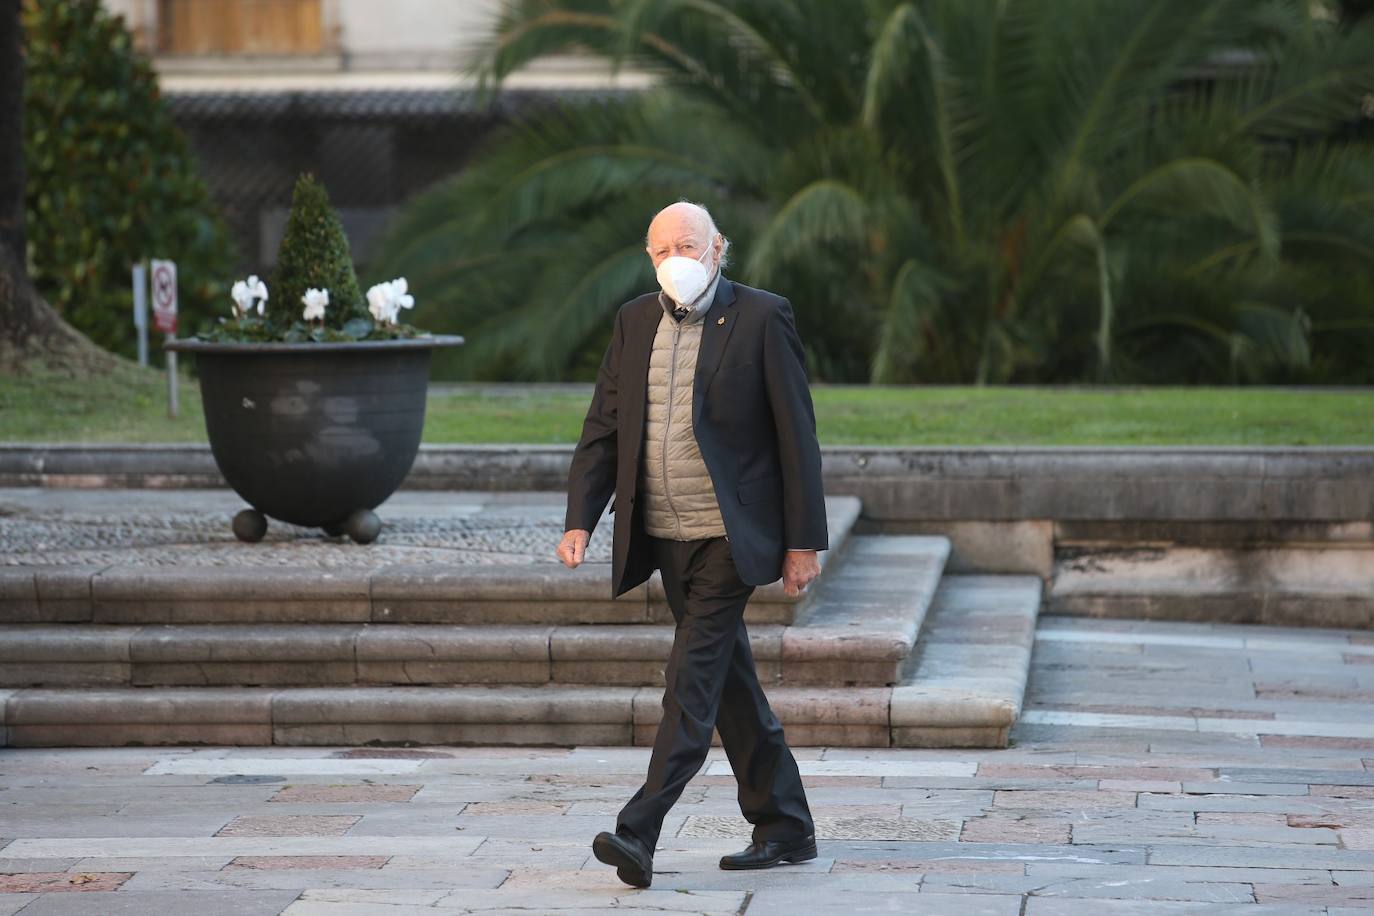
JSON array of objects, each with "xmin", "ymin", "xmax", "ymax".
[
  {"xmin": 2, "ymin": 614, "xmax": 1374, "ymax": 912},
  {"xmin": 1025, "ymin": 902, "xmax": 1325, "ymax": 915},
  {"xmin": 11, "ymin": 890, "xmax": 305, "ymax": 915},
  {"xmin": 745, "ymin": 889, "xmax": 1022, "ymax": 914},
  {"xmin": 281, "ymin": 887, "xmax": 749, "ymax": 914},
  {"xmin": 2, "ymin": 837, "xmax": 487, "ymax": 858},
  {"xmin": 117, "ymin": 866, "xmax": 511, "ymax": 892}
]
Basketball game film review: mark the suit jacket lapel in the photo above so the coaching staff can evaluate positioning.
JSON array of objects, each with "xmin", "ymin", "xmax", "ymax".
[{"xmin": 693, "ymin": 276, "xmax": 738, "ymax": 426}]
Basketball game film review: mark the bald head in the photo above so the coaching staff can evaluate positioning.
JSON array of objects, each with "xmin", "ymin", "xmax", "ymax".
[{"xmin": 645, "ymin": 201, "xmax": 728, "ymax": 272}]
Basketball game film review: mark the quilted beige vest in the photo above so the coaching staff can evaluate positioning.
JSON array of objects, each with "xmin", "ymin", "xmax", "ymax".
[{"xmin": 638, "ymin": 299, "xmax": 727, "ymax": 540}]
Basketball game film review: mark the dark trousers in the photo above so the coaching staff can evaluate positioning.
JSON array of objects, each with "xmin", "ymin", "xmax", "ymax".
[{"xmin": 615, "ymin": 533, "xmax": 814, "ymax": 852}]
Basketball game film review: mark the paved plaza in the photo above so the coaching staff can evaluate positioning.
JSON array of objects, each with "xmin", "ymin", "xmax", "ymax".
[
  {"xmin": 0, "ymin": 488, "xmax": 603, "ymax": 568},
  {"xmin": 2, "ymin": 613, "xmax": 1374, "ymax": 914}
]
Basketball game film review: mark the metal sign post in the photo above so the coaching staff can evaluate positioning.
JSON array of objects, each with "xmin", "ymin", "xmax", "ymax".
[
  {"xmin": 151, "ymin": 259, "xmax": 179, "ymax": 419},
  {"xmin": 131, "ymin": 262, "xmax": 149, "ymax": 367},
  {"xmin": 166, "ymin": 334, "xmax": 179, "ymax": 419}
]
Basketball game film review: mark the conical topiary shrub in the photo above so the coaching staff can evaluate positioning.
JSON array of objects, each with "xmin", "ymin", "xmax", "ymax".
[
  {"xmin": 194, "ymin": 171, "xmax": 429, "ymax": 343},
  {"xmin": 268, "ymin": 173, "xmax": 369, "ymax": 338}
]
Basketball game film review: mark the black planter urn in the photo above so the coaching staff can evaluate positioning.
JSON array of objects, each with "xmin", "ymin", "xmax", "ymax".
[{"xmin": 165, "ymin": 336, "xmax": 464, "ymax": 543}]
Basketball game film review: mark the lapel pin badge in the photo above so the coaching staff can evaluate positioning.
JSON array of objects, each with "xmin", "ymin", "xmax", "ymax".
[{"xmin": 717, "ymin": 316, "xmax": 726, "ymax": 325}]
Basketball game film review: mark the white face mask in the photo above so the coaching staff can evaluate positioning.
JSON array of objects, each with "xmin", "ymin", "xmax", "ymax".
[{"xmin": 656, "ymin": 244, "xmax": 716, "ymax": 306}]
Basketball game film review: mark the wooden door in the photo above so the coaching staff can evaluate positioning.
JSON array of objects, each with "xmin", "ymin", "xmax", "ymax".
[{"xmin": 157, "ymin": 0, "xmax": 325, "ymax": 55}]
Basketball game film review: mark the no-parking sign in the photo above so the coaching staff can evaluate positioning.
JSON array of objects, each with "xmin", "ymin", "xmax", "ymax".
[{"xmin": 151, "ymin": 259, "xmax": 178, "ymax": 334}]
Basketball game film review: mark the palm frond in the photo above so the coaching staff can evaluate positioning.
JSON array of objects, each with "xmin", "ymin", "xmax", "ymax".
[
  {"xmin": 744, "ymin": 179, "xmax": 871, "ymax": 288},
  {"xmin": 1216, "ymin": 17, "xmax": 1374, "ymax": 141},
  {"xmin": 1101, "ymin": 157, "xmax": 1281, "ymax": 265},
  {"xmin": 1026, "ymin": 0, "xmax": 1251, "ymax": 192},
  {"xmin": 861, "ymin": 1, "xmax": 969, "ymax": 247},
  {"xmin": 870, "ymin": 257, "xmax": 950, "ymax": 383},
  {"xmin": 388, "ymin": 0, "xmax": 1374, "ymax": 384}
]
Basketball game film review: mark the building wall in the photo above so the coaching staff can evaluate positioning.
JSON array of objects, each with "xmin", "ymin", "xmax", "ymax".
[
  {"xmin": 102, "ymin": 0, "xmax": 497, "ymax": 62},
  {"xmin": 100, "ymin": 0, "xmax": 629, "ymax": 85},
  {"xmin": 93, "ymin": 1, "xmax": 642, "ymax": 276},
  {"xmin": 335, "ymin": 0, "xmax": 499, "ymax": 69}
]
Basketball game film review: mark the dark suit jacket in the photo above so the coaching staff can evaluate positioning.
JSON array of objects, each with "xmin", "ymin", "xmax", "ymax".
[{"xmin": 564, "ymin": 276, "xmax": 828, "ymax": 598}]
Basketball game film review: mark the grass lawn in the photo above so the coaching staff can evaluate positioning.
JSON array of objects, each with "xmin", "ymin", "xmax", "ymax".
[{"xmin": 3, "ymin": 361, "xmax": 1371, "ymax": 445}]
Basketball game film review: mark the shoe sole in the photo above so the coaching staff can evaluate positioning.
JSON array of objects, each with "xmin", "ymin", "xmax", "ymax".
[
  {"xmin": 592, "ymin": 834, "xmax": 652, "ymax": 888},
  {"xmin": 719, "ymin": 842, "xmax": 818, "ymax": 870}
]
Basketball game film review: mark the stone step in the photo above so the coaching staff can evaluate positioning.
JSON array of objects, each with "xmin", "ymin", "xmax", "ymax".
[
  {"xmin": 0, "ymin": 575, "xmax": 1040, "ymax": 749},
  {"xmin": 0, "ymin": 536, "xmax": 951, "ymax": 690},
  {"xmin": 777, "ymin": 534, "xmax": 948, "ymax": 685},
  {"xmin": 0, "ymin": 683, "xmax": 895, "ymax": 751},
  {"xmin": 0, "ymin": 497, "xmax": 862, "ymax": 627},
  {"xmin": 1049, "ymin": 543, "xmax": 1374, "ymax": 629},
  {"xmin": 889, "ymin": 574, "xmax": 1043, "ymax": 749}
]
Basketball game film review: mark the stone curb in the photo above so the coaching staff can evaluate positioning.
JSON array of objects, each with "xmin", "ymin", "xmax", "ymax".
[
  {"xmin": 1052, "ymin": 593, "xmax": 1374, "ymax": 629},
  {"xmin": 6, "ymin": 444, "xmax": 1374, "ymax": 521},
  {"xmin": 1050, "ymin": 543, "xmax": 1374, "ymax": 629},
  {"xmin": 890, "ymin": 574, "xmax": 1043, "ymax": 747},
  {"xmin": 779, "ymin": 536, "xmax": 948, "ymax": 685},
  {"xmin": 5, "ymin": 686, "xmax": 275, "ymax": 724},
  {"xmin": 0, "ymin": 684, "xmax": 899, "ymax": 748}
]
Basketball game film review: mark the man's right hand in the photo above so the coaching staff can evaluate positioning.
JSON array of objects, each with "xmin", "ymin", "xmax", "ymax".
[{"xmin": 557, "ymin": 529, "xmax": 591, "ymax": 568}]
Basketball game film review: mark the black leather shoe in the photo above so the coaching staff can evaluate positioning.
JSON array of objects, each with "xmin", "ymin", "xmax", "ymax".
[
  {"xmin": 719, "ymin": 835, "xmax": 817, "ymax": 870},
  {"xmin": 592, "ymin": 830, "xmax": 653, "ymax": 888}
]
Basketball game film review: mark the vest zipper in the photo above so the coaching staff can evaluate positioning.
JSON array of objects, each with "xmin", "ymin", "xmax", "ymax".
[{"xmin": 663, "ymin": 317, "xmax": 684, "ymax": 539}]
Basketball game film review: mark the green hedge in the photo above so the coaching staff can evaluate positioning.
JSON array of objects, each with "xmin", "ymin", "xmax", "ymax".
[{"xmin": 22, "ymin": 0, "xmax": 235, "ymax": 364}]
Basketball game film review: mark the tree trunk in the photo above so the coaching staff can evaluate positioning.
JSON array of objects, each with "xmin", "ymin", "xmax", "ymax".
[{"xmin": 0, "ymin": 0, "xmax": 115, "ymax": 374}]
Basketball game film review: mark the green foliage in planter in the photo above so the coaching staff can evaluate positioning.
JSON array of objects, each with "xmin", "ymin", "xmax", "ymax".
[
  {"xmin": 22, "ymin": 0, "xmax": 236, "ymax": 364},
  {"xmin": 197, "ymin": 172, "xmax": 430, "ymax": 343},
  {"xmin": 266, "ymin": 173, "xmax": 368, "ymax": 330}
]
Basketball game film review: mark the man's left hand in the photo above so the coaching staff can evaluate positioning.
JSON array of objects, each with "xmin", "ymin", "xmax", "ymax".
[{"xmin": 782, "ymin": 549, "xmax": 820, "ymax": 598}]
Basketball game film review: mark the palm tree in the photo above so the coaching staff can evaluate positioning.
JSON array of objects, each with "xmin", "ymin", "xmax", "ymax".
[{"xmin": 371, "ymin": 0, "xmax": 1374, "ymax": 384}]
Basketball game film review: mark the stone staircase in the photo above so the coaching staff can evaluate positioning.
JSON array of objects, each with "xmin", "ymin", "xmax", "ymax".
[{"xmin": 0, "ymin": 496, "xmax": 1043, "ymax": 749}]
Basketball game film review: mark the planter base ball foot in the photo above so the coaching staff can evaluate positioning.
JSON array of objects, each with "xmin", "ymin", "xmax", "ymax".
[
  {"xmin": 233, "ymin": 509, "xmax": 268, "ymax": 543},
  {"xmin": 344, "ymin": 509, "xmax": 382, "ymax": 544}
]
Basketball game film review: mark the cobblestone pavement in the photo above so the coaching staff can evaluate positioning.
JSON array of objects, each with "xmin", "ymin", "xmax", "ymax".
[
  {"xmin": 0, "ymin": 489, "xmax": 606, "ymax": 567},
  {"xmin": 3, "ymin": 615, "xmax": 1374, "ymax": 914}
]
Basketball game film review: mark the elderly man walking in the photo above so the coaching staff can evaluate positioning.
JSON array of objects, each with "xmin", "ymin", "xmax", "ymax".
[{"xmin": 556, "ymin": 201, "xmax": 828, "ymax": 888}]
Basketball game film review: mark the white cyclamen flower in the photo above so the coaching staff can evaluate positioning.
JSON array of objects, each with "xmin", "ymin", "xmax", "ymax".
[
  {"xmin": 366, "ymin": 281, "xmax": 394, "ymax": 324},
  {"xmin": 366, "ymin": 277, "xmax": 416, "ymax": 325},
  {"xmin": 230, "ymin": 274, "xmax": 268, "ymax": 319},
  {"xmin": 301, "ymin": 288, "xmax": 330, "ymax": 322},
  {"xmin": 252, "ymin": 276, "xmax": 269, "ymax": 312},
  {"xmin": 388, "ymin": 277, "xmax": 415, "ymax": 314}
]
